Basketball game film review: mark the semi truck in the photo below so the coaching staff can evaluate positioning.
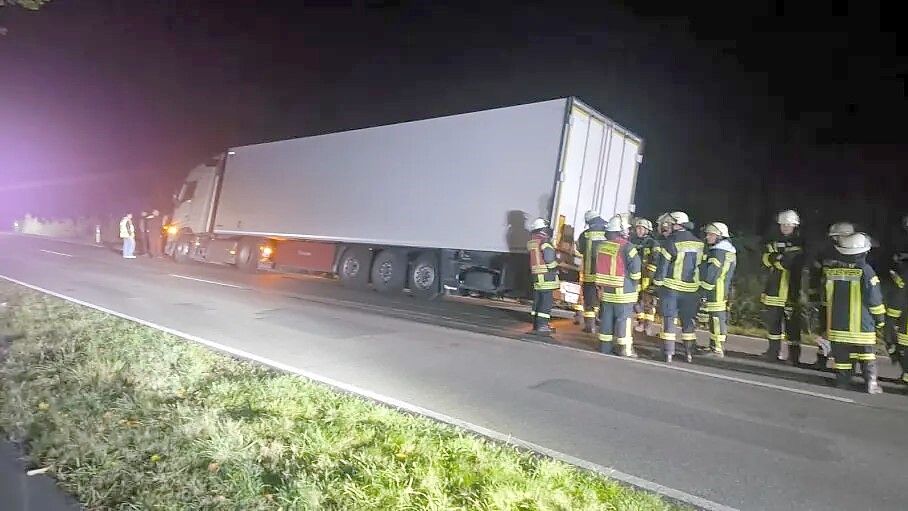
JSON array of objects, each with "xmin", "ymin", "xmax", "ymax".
[{"xmin": 166, "ymin": 97, "xmax": 643, "ymax": 301}]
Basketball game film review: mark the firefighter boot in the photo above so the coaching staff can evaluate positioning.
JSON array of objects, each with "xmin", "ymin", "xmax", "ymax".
[
  {"xmin": 813, "ymin": 354, "xmax": 829, "ymax": 370},
  {"xmin": 683, "ymin": 341, "xmax": 694, "ymax": 363},
  {"xmin": 835, "ymin": 369, "xmax": 852, "ymax": 390},
  {"xmin": 762, "ymin": 340, "xmax": 782, "ymax": 362},
  {"xmin": 788, "ymin": 344, "xmax": 802, "ymax": 367},
  {"xmin": 583, "ymin": 317, "xmax": 596, "ymax": 334},
  {"xmin": 863, "ymin": 361, "xmax": 883, "ymax": 395}
]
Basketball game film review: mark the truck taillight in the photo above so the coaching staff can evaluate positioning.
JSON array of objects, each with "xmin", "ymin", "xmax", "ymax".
[
  {"xmin": 166, "ymin": 225, "xmax": 178, "ymax": 235},
  {"xmin": 260, "ymin": 245, "xmax": 273, "ymax": 258}
]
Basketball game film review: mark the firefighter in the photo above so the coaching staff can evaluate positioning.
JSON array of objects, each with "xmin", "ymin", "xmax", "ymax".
[
  {"xmin": 807, "ymin": 222, "xmax": 855, "ymax": 369},
  {"xmin": 822, "ymin": 233, "xmax": 885, "ymax": 393},
  {"xmin": 760, "ymin": 209, "xmax": 806, "ymax": 364},
  {"xmin": 653, "ymin": 211, "xmax": 704, "ymax": 363},
  {"xmin": 631, "ymin": 218, "xmax": 658, "ymax": 333},
  {"xmin": 576, "ymin": 210, "xmax": 608, "ymax": 333},
  {"xmin": 595, "ymin": 215, "xmax": 641, "ymax": 356},
  {"xmin": 527, "ymin": 218, "xmax": 560, "ymax": 335},
  {"xmin": 699, "ymin": 222, "xmax": 736, "ymax": 358},
  {"xmin": 885, "ymin": 262, "xmax": 907, "ymax": 385}
]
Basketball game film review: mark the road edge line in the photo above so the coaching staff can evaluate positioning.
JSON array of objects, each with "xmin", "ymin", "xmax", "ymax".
[{"xmin": 0, "ymin": 273, "xmax": 738, "ymax": 511}]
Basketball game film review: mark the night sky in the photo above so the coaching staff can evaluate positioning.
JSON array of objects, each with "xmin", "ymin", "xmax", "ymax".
[{"xmin": 1, "ymin": 1, "xmax": 904, "ymax": 243}]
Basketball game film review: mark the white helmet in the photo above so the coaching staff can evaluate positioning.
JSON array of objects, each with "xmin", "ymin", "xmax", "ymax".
[
  {"xmin": 835, "ymin": 232, "xmax": 872, "ymax": 255},
  {"xmin": 827, "ymin": 222, "xmax": 855, "ymax": 238},
  {"xmin": 530, "ymin": 218, "xmax": 549, "ymax": 231},
  {"xmin": 606, "ymin": 215, "xmax": 628, "ymax": 233},
  {"xmin": 668, "ymin": 211, "xmax": 690, "ymax": 225},
  {"xmin": 584, "ymin": 210, "xmax": 601, "ymax": 224},
  {"xmin": 656, "ymin": 213, "xmax": 672, "ymax": 226},
  {"xmin": 777, "ymin": 209, "xmax": 800, "ymax": 226},
  {"xmin": 703, "ymin": 222, "xmax": 730, "ymax": 238},
  {"xmin": 633, "ymin": 218, "xmax": 653, "ymax": 231}
]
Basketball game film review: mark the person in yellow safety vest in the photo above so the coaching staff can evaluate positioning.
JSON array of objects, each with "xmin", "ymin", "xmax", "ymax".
[
  {"xmin": 631, "ymin": 218, "xmax": 658, "ymax": 333},
  {"xmin": 527, "ymin": 217, "xmax": 560, "ymax": 335},
  {"xmin": 807, "ymin": 222, "xmax": 855, "ymax": 369},
  {"xmin": 119, "ymin": 213, "xmax": 136, "ymax": 259},
  {"xmin": 699, "ymin": 222, "xmax": 737, "ymax": 358},
  {"xmin": 821, "ymin": 233, "xmax": 885, "ymax": 393},
  {"xmin": 761, "ymin": 209, "xmax": 806, "ymax": 365},
  {"xmin": 884, "ymin": 255, "xmax": 908, "ymax": 386},
  {"xmin": 595, "ymin": 215, "xmax": 641, "ymax": 356},
  {"xmin": 576, "ymin": 210, "xmax": 608, "ymax": 333},
  {"xmin": 653, "ymin": 211, "xmax": 704, "ymax": 363}
]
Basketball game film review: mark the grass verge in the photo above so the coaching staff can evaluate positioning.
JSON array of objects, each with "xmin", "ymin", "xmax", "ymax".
[{"xmin": 0, "ymin": 282, "xmax": 680, "ymax": 510}]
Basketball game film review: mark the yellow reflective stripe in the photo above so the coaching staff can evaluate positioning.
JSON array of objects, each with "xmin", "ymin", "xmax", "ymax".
[
  {"xmin": 660, "ymin": 332, "xmax": 677, "ymax": 341},
  {"xmin": 828, "ymin": 330, "xmax": 876, "ymax": 343},
  {"xmin": 598, "ymin": 333, "xmax": 614, "ymax": 342},
  {"xmin": 600, "ymin": 292, "xmax": 639, "ymax": 304},
  {"xmin": 680, "ymin": 333, "xmax": 697, "ymax": 341},
  {"xmin": 778, "ymin": 267, "xmax": 789, "ymax": 302},
  {"xmin": 707, "ymin": 257, "xmax": 721, "ymax": 267},
  {"xmin": 596, "ymin": 275, "xmax": 624, "ymax": 286},
  {"xmin": 628, "ymin": 272, "xmax": 641, "ymax": 280},
  {"xmin": 898, "ymin": 332, "xmax": 908, "ymax": 346},
  {"xmin": 849, "ymin": 353, "xmax": 876, "ymax": 361},
  {"xmin": 663, "ymin": 279, "xmax": 700, "ymax": 292},
  {"xmin": 887, "ymin": 308, "xmax": 902, "ymax": 318},
  {"xmin": 761, "ymin": 295, "xmax": 787, "ymax": 307},
  {"xmin": 645, "ymin": 264, "xmax": 658, "ymax": 273},
  {"xmin": 834, "ymin": 362, "xmax": 853, "ymax": 370},
  {"xmin": 582, "ymin": 311, "xmax": 597, "ymax": 318},
  {"xmin": 700, "ymin": 282, "xmax": 716, "ymax": 291},
  {"xmin": 628, "ymin": 247, "xmax": 638, "ymax": 258},
  {"xmin": 767, "ymin": 333, "xmax": 785, "ymax": 340},
  {"xmin": 849, "ymin": 280, "xmax": 861, "ymax": 333},
  {"xmin": 536, "ymin": 312, "xmax": 551, "ymax": 319},
  {"xmin": 704, "ymin": 301, "xmax": 727, "ymax": 312},
  {"xmin": 825, "ymin": 278, "xmax": 834, "ymax": 330},
  {"xmin": 869, "ymin": 304, "xmax": 885, "ymax": 315},
  {"xmin": 761, "ymin": 253, "xmax": 772, "ymax": 267}
]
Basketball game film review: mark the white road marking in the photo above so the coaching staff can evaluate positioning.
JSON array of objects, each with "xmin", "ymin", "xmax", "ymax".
[
  {"xmin": 0, "ymin": 273, "xmax": 737, "ymax": 511},
  {"xmin": 169, "ymin": 274, "xmax": 244, "ymax": 289},
  {"xmin": 523, "ymin": 338, "xmax": 857, "ymax": 404},
  {"xmin": 39, "ymin": 249, "xmax": 73, "ymax": 258}
]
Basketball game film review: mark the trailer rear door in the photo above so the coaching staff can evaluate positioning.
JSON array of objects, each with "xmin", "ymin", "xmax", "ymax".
[{"xmin": 551, "ymin": 99, "xmax": 643, "ymax": 241}]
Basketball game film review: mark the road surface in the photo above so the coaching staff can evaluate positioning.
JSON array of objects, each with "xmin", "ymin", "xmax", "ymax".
[{"xmin": 1, "ymin": 234, "xmax": 906, "ymax": 511}]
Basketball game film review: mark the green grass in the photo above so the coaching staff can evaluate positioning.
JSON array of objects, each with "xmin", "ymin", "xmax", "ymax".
[{"xmin": 0, "ymin": 283, "xmax": 680, "ymax": 511}]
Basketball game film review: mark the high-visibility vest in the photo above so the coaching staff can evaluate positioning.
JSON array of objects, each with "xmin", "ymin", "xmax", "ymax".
[
  {"xmin": 527, "ymin": 239, "xmax": 560, "ymax": 291},
  {"xmin": 595, "ymin": 239, "xmax": 627, "ymax": 287},
  {"xmin": 823, "ymin": 262, "xmax": 885, "ymax": 344},
  {"xmin": 119, "ymin": 218, "xmax": 134, "ymax": 239},
  {"xmin": 578, "ymin": 228, "xmax": 606, "ymax": 283}
]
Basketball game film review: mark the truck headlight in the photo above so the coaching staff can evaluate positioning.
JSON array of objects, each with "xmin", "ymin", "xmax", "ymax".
[
  {"xmin": 260, "ymin": 245, "xmax": 273, "ymax": 258},
  {"xmin": 166, "ymin": 225, "xmax": 178, "ymax": 235}
]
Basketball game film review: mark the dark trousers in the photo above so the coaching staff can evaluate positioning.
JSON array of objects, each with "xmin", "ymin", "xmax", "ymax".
[
  {"xmin": 659, "ymin": 289, "xmax": 699, "ymax": 355},
  {"xmin": 148, "ymin": 233, "xmax": 163, "ymax": 257},
  {"xmin": 531, "ymin": 290, "xmax": 554, "ymax": 328},
  {"xmin": 582, "ymin": 283, "xmax": 599, "ymax": 319},
  {"xmin": 832, "ymin": 343, "xmax": 875, "ymax": 377},
  {"xmin": 598, "ymin": 302, "xmax": 634, "ymax": 353},
  {"xmin": 763, "ymin": 305, "xmax": 802, "ymax": 344}
]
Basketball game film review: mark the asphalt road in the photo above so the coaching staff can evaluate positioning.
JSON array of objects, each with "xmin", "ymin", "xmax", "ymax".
[{"xmin": 1, "ymin": 234, "xmax": 907, "ymax": 511}]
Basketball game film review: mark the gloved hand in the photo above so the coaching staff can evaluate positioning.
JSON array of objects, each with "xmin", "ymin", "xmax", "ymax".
[{"xmin": 784, "ymin": 305, "xmax": 794, "ymax": 320}]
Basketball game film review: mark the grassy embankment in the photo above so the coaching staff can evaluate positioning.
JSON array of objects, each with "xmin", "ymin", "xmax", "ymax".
[{"xmin": 0, "ymin": 282, "xmax": 680, "ymax": 510}]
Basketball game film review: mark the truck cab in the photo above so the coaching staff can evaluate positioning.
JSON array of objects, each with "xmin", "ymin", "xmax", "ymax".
[{"xmin": 169, "ymin": 156, "xmax": 222, "ymax": 237}]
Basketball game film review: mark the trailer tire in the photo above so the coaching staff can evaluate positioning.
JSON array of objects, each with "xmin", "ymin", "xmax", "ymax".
[
  {"xmin": 338, "ymin": 246, "xmax": 370, "ymax": 288},
  {"xmin": 410, "ymin": 251, "xmax": 440, "ymax": 299},
  {"xmin": 235, "ymin": 238, "xmax": 260, "ymax": 273},
  {"xmin": 173, "ymin": 235, "xmax": 192, "ymax": 264},
  {"xmin": 370, "ymin": 249, "xmax": 406, "ymax": 293}
]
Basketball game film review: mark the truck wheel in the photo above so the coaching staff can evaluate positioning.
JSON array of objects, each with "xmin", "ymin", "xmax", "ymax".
[
  {"xmin": 410, "ymin": 251, "xmax": 440, "ymax": 299},
  {"xmin": 173, "ymin": 235, "xmax": 192, "ymax": 264},
  {"xmin": 338, "ymin": 246, "xmax": 370, "ymax": 288},
  {"xmin": 370, "ymin": 249, "xmax": 406, "ymax": 293},
  {"xmin": 235, "ymin": 238, "xmax": 260, "ymax": 273}
]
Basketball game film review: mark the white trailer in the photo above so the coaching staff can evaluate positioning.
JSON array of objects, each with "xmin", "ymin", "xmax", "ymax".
[{"xmin": 167, "ymin": 97, "xmax": 643, "ymax": 299}]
